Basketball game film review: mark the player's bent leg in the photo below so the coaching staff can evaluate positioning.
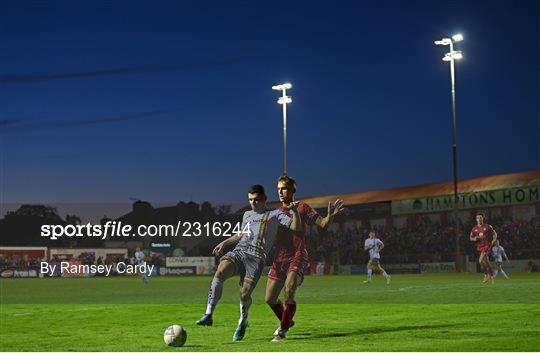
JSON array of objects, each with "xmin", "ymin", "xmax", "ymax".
[
  {"xmin": 215, "ymin": 258, "xmax": 237, "ymax": 280},
  {"xmin": 479, "ymin": 252, "xmax": 494, "ymax": 280},
  {"xmin": 233, "ymin": 282, "xmax": 256, "ymax": 342},
  {"xmin": 378, "ymin": 264, "xmax": 390, "ymax": 284},
  {"xmin": 272, "ymin": 272, "xmax": 299, "ymax": 342},
  {"xmin": 484, "ymin": 258, "xmax": 495, "ymax": 284},
  {"xmin": 376, "ymin": 264, "xmax": 384, "ymax": 273},
  {"xmin": 500, "ymin": 267, "xmax": 510, "ymax": 279},
  {"xmin": 283, "ymin": 271, "xmax": 301, "ymax": 302},
  {"xmin": 493, "ymin": 264, "xmax": 501, "ymax": 277},
  {"xmin": 478, "ymin": 253, "xmax": 488, "ymax": 282},
  {"xmin": 497, "ymin": 264, "xmax": 509, "ymax": 279},
  {"xmin": 364, "ymin": 262, "xmax": 373, "ymax": 283},
  {"xmin": 478, "ymin": 253, "xmax": 485, "ymax": 268},
  {"xmin": 266, "ymin": 278, "xmax": 288, "ymax": 337},
  {"xmin": 197, "ymin": 259, "xmax": 237, "ymax": 326},
  {"xmin": 482, "ymin": 256, "xmax": 494, "ymax": 284},
  {"xmin": 239, "ymin": 281, "xmax": 256, "ymax": 319},
  {"xmin": 279, "ymin": 271, "xmax": 301, "ymax": 334},
  {"xmin": 265, "ymin": 278, "xmax": 285, "ymax": 321},
  {"xmin": 265, "ymin": 275, "xmax": 285, "ymax": 304}
]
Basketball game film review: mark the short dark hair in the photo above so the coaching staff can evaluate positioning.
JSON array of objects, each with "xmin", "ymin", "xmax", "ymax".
[
  {"xmin": 277, "ymin": 175, "xmax": 297, "ymax": 192},
  {"xmin": 476, "ymin": 212, "xmax": 485, "ymax": 218},
  {"xmin": 248, "ymin": 184, "xmax": 266, "ymax": 196}
]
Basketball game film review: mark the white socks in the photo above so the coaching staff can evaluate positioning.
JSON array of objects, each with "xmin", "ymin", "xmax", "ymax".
[
  {"xmin": 205, "ymin": 277, "xmax": 223, "ymax": 315},
  {"xmin": 239, "ymin": 298, "xmax": 252, "ymax": 325},
  {"xmin": 494, "ymin": 269, "xmax": 509, "ymax": 279}
]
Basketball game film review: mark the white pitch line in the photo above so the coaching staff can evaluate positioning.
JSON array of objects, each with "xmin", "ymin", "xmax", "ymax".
[{"xmin": 13, "ymin": 312, "xmax": 33, "ymax": 316}]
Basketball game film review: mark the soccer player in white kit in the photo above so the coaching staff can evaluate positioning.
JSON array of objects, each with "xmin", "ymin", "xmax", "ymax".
[
  {"xmin": 364, "ymin": 230, "xmax": 391, "ymax": 284},
  {"xmin": 491, "ymin": 240, "xmax": 510, "ymax": 280},
  {"xmin": 134, "ymin": 247, "xmax": 149, "ymax": 284},
  {"xmin": 196, "ymin": 184, "xmax": 301, "ymax": 342}
]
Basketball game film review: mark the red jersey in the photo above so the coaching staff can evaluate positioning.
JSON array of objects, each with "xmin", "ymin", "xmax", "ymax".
[
  {"xmin": 470, "ymin": 223, "xmax": 495, "ymax": 253},
  {"xmin": 274, "ymin": 201, "xmax": 320, "ymax": 260}
]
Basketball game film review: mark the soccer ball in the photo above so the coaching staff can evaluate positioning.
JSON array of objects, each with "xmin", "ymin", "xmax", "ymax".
[{"xmin": 163, "ymin": 325, "xmax": 187, "ymax": 347}]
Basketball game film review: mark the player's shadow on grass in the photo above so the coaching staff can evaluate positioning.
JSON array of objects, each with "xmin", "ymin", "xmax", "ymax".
[{"xmin": 293, "ymin": 323, "xmax": 459, "ymax": 339}]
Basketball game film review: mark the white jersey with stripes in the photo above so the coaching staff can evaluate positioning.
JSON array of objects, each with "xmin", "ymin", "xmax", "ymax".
[
  {"xmin": 235, "ymin": 209, "xmax": 291, "ymax": 258},
  {"xmin": 492, "ymin": 245, "xmax": 505, "ymax": 263}
]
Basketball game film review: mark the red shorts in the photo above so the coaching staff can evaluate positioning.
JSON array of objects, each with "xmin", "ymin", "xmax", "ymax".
[
  {"xmin": 476, "ymin": 243, "xmax": 491, "ymax": 254},
  {"xmin": 268, "ymin": 255, "xmax": 309, "ymax": 285}
]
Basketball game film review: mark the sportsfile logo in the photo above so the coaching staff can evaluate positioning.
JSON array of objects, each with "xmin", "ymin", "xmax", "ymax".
[{"xmin": 41, "ymin": 221, "xmax": 250, "ymax": 240}]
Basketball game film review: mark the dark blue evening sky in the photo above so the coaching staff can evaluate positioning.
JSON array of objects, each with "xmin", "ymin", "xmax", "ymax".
[{"xmin": 1, "ymin": 0, "xmax": 538, "ymax": 206}]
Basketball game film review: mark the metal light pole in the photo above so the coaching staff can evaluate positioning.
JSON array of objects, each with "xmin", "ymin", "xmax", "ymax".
[
  {"xmin": 272, "ymin": 83, "xmax": 292, "ymax": 175},
  {"xmin": 435, "ymin": 34, "xmax": 463, "ymax": 271}
]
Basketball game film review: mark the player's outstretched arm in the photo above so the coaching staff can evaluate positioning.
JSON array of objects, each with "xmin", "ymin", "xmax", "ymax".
[
  {"xmin": 212, "ymin": 211, "xmax": 248, "ymax": 256},
  {"xmin": 212, "ymin": 234, "xmax": 242, "ymax": 256},
  {"xmin": 316, "ymin": 199, "xmax": 345, "ymax": 229},
  {"xmin": 503, "ymin": 250, "xmax": 510, "ymax": 263}
]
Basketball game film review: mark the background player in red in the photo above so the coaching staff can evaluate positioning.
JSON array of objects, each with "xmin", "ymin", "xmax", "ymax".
[
  {"xmin": 470, "ymin": 212, "xmax": 498, "ymax": 284},
  {"xmin": 265, "ymin": 175, "xmax": 345, "ymax": 341}
]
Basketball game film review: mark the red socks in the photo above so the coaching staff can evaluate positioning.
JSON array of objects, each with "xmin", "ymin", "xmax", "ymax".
[
  {"xmin": 280, "ymin": 302, "xmax": 296, "ymax": 329},
  {"xmin": 269, "ymin": 300, "xmax": 297, "ymax": 330},
  {"xmin": 270, "ymin": 302, "xmax": 284, "ymax": 321},
  {"xmin": 486, "ymin": 264, "xmax": 493, "ymax": 276},
  {"xmin": 483, "ymin": 264, "xmax": 494, "ymax": 276}
]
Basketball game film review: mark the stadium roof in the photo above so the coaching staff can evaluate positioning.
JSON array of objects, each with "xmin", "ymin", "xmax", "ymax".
[{"xmin": 293, "ymin": 170, "xmax": 540, "ymax": 209}]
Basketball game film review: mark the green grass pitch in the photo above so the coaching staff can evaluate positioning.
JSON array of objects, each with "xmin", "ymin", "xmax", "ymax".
[{"xmin": 1, "ymin": 273, "xmax": 539, "ymax": 351}]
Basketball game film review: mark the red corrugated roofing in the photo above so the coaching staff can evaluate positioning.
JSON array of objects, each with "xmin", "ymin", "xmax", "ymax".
[{"xmin": 293, "ymin": 170, "xmax": 540, "ymax": 208}]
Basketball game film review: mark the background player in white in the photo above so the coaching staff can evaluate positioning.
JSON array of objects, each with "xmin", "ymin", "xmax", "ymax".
[
  {"xmin": 195, "ymin": 184, "xmax": 301, "ymax": 342},
  {"xmin": 364, "ymin": 230, "xmax": 390, "ymax": 284},
  {"xmin": 134, "ymin": 248, "xmax": 149, "ymax": 284},
  {"xmin": 491, "ymin": 240, "xmax": 510, "ymax": 280}
]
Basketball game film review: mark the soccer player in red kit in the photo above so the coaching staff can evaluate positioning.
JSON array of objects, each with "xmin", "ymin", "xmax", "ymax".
[
  {"xmin": 265, "ymin": 175, "xmax": 345, "ymax": 341},
  {"xmin": 470, "ymin": 212, "xmax": 498, "ymax": 284}
]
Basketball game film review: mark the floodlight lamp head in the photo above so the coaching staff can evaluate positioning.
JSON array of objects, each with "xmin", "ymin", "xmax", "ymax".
[
  {"xmin": 272, "ymin": 83, "xmax": 293, "ymax": 91},
  {"xmin": 435, "ymin": 38, "xmax": 452, "ymax": 46},
  {"xmin": 452, "ymin": 51, "xmax": 463, "ymax": 59},
  {"xmin": 452, "ymin": 34, "xmax": 464, "ymax": 42},
  {"xmin": 277, "ymin": 96, "xmax": 292, "ymax": 105}
]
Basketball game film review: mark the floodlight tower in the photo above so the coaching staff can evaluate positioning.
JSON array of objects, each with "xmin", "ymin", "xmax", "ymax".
[
  {"xmin": 435, "ymin": 34, "xmax": 464, "ymax": 271},
  {"xmin": 272, "ymin": 83, "xmax": 293, "ymax": 175}
]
